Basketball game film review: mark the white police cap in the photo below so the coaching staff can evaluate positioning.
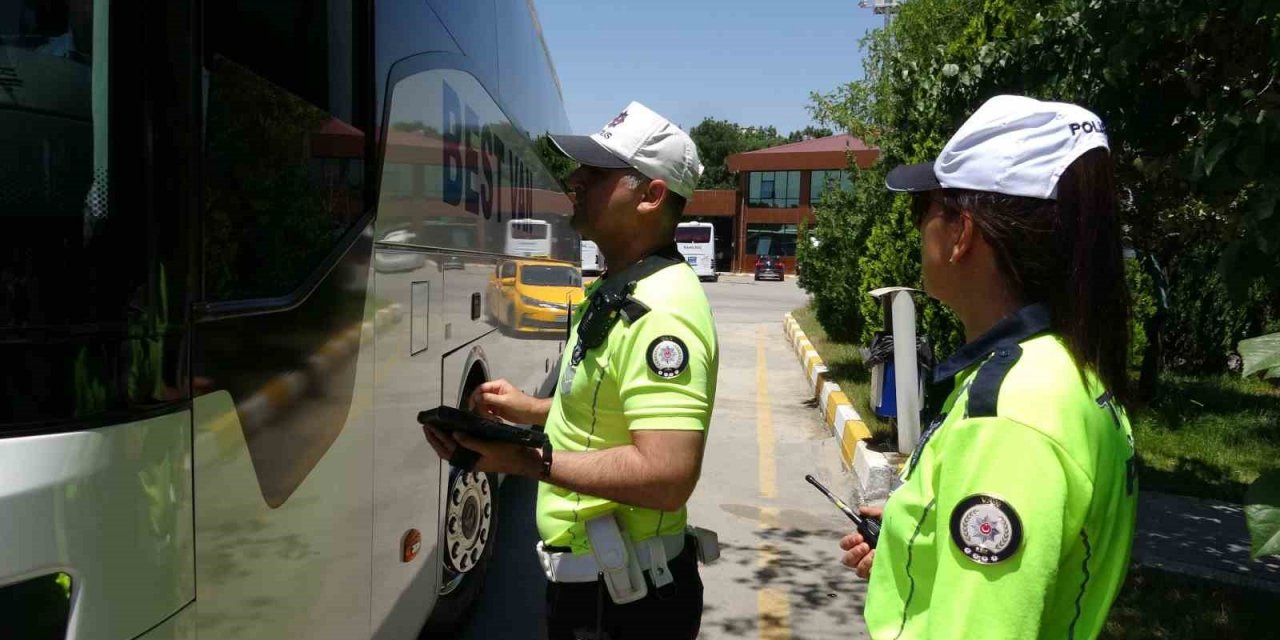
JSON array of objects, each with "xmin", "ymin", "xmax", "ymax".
[
  {"xmin": 885, "ymin": 95, "xmax": 1109, "ymax": 201},
  {"xmin": 550, "ymin": 102, "xmax": 704, "ymax": 200}
]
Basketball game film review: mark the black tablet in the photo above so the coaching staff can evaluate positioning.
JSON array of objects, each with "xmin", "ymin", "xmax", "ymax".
[{"xmin": 418, "ymin": 405, "xmax": 548, "ymax": 449}]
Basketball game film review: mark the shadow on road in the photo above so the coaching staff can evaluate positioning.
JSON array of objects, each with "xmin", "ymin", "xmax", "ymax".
[
  {"xmin": 700, "ymin": 509, "xmax": 867, "ymax": 639},
  {"xmin": 1134, "ymin": 491, "xmax": 1280, "ymax": 592}
]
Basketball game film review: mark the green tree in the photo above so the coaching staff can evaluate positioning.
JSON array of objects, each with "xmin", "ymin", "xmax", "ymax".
[
  {"xmin": 204, "ymin": 56, "xmax": 334, "ymax": 301},
  {"xmin": 688, "ymin": 119, "xmax": 778, "ymax": 189},
  {"xmin": 797, "ymin": 171, "xmax": 878, "ymax": 342},
  {"xmin": 688, "ymin": 119, "xmax": 827, "ymax": 190},
  {"xmin": 785, "ymin": 125, "xmax": 834, "ymax": 143},
  {"xmin": 799, "ymin": 0, "xmax": 1280, "ymax": 372},
  {"xmin": 390, "ymin": 120, "xmax": 440, "ymax": 136},
  {"xmin": 535, "ymin": 133, "xmax": 577, "ymax": 186}
]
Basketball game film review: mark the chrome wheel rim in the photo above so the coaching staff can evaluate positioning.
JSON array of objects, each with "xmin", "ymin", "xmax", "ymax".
[{"xmin": 440, "ymin": 471, "xmax": 492, "ymax": 595}]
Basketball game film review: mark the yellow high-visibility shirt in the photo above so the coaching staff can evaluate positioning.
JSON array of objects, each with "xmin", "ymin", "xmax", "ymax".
[{"xmin": 537, "ymin": 255, "xmax": 719, "ymax": 553}]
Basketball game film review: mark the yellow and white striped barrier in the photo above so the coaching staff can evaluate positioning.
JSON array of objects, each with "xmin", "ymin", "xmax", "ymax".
[{"xmin": 782, "ymin": 313, "xmax": 872, "ymax": 470}]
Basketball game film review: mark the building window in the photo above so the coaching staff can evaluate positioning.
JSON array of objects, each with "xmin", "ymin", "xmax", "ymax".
[
  {"xmin": 380, "ymin": 163, "xmax": 415, "ymax": 199},
  {"xmin": 746, "ymin": 224, "xmax": 799, "ymax": 257},
  {"xmin": 810, "ymin": 170, "xmax": 852, "ymax": 203},
  {"xmin": 748, "ymin": 171, "xmax": 800, "ymax": 208}
]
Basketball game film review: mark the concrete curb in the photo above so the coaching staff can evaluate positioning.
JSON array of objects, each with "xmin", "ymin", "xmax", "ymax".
[
  {"xmin": 784, "ymin": 313, "xmax": 896, "ymax": 503},
  {"xmin": 783, "ymin": 314, "xmax": 871, "ymax": 460},
  {"xmin": 237, "ymin": 302, "xmax": 405, "ymax": 432}
]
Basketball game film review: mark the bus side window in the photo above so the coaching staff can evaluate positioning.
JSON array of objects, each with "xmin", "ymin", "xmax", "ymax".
[{"xmin": 203, "ymin": 1, "xmax": 366, "ymax": 301}]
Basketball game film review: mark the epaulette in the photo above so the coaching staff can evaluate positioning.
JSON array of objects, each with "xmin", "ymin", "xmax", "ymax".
[{"xmin": 965, "ymin": 344, "xmax": 1024, "ymax": 418}]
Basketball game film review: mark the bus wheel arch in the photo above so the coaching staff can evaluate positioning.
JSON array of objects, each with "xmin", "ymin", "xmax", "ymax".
[{"xmin": 455, "ymin": 355, "xmax": 490, "ymax": 410}]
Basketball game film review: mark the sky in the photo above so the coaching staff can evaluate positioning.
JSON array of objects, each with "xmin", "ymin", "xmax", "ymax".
[{"xmin": 536, "ymin": 0, "xmax": 884, "ymax": 135}]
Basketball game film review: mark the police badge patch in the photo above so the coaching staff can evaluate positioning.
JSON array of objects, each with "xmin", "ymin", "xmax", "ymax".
[
  {"xmin": 950, "ymin": 494, "xmax": 1023, "ymax": 564},
  {"xmin": 647, "ymin": 335, "xmax": 689, "ymax": 378}
]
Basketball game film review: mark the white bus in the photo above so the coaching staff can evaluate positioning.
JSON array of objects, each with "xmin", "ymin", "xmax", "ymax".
[
  {"xmin": 676, "ymin": 221, "xmax": 718, "ymax": 281},
  {"xmin": 0, "ymin": 1, "xmax": 574, "ymax": 638},
  {"xmin": 506, "ymin": 218, "xmax": 552, "ymax": 257},
  {"xmin": 581, "ymin": 239, "xmax": 604, "ymax": 275}
]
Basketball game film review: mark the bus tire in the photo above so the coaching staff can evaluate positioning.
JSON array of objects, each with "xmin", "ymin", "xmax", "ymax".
[{"xmin": 421, "ymin": 468, "xmax": 499, "ymax": 635}]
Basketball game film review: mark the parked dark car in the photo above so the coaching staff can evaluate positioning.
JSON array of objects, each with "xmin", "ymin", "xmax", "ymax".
[{"xmin": 754, "ymin": 256, "xmax": 785, "ymax": 281}]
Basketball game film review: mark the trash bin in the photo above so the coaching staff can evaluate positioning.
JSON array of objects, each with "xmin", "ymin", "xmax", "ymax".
[
  {"xmin": 865, "ymin": 332, "xmax": 932, "ymax": 420},
  {"xmin": 865, "ymin": 332, "xmax": 896, "ymax": 418}
]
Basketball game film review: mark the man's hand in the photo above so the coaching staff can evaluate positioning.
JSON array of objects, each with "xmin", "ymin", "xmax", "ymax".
[
  {"xmin": 422, "ymin": 425, "xmax": 542, "ymax": 477},
  {"xmin": 839, "ymin": 506, "xmax": 884, "ymax": 580},
  {"xmin": 469, "ymin": 379, "xmax": 551, "ymax": 426}
]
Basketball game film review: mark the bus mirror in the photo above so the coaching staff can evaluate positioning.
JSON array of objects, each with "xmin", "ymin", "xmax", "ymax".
[{"xmin": 500, "ymin": 277, "xmax": 516, "ymax": 286}]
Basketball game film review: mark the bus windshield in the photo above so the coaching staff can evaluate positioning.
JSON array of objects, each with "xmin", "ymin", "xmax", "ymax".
[
  {"xmin": 675, "ymin": 226, "xmax": 711, "ymax": 243},
  {"xmin": 0, "ymin": 0, "xmax": 185, "ymax": 428},
  {"xmin": 520, "ymin": 265, "xmax": 581, "ymax": 287}
]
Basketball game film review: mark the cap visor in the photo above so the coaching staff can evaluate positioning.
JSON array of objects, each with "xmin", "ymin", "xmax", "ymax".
[
  {"xmin": 548, "ymin": 134, "xmax": 631, "ymax": 169},
  {"xmin": 885, "ymin": 162, "xmax": 942, "ymax": 192}
]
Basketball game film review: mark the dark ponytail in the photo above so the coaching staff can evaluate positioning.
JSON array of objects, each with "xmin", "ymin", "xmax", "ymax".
[{"xmin": 934, "ymin": 148, "xmax": 1132, "ymax": 407}]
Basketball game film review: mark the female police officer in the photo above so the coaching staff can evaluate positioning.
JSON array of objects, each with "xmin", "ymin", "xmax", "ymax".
[{"xmin": 838, "ymin": 95, "xmax": 1138, "ymax": 639}]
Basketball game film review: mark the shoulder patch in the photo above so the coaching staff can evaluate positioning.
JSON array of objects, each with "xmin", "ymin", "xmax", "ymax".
[
  {"xmin": 647, "ymin": 335, "xmax": 689, "ymax": 379},
  {"xmin": 950, "ymin": 494, "xmax": 1023, "ymax": 564}
]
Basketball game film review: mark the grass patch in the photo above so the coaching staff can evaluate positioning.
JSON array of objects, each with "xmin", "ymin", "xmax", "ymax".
[
  {"xmin": 793, "ymin": 304, "xmax": 1280, "ymax": 502},
  {"xmin": 791, "ymin": 305, "xmax": 891, "ymax": 443},
  {"xmin": 1130, "ymin": 373, "xmax": 1280, "ymax": 502},
  {"xmin": 1101, "ymin": 566, "xmax": 1279, "ymax": 639}
]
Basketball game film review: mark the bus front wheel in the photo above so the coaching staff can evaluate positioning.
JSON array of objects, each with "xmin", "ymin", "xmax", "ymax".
[{"xmin": 422, "ymin": 467, "xmax": 499, "ymax": 634}]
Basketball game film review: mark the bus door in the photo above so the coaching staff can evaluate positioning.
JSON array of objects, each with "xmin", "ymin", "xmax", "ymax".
[
  {"xmin": 0, "ymin": 2, "xmax": 195, "ymax": 637},
  {"xmin": 190, "ymin": 2, "xmax": 377, "ymax": 637}
]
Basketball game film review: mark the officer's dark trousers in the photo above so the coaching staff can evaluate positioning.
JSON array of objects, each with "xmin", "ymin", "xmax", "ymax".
[{"xmin": 545, "ymin": 542, "xmax": 703, "ymax": 640}]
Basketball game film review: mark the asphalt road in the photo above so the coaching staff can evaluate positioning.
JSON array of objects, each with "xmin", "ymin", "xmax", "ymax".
[{"xmin": 448, "ymin": 275, "xmax": 871, "ymax": 639}]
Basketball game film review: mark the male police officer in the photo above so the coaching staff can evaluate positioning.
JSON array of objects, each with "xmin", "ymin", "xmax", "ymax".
[{"xmin": 424, "ymin": 102, "xmax": 717, "ymax": 639}]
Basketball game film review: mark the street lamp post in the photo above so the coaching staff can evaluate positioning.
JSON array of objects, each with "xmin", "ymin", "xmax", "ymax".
[{"xmin": 858, "ymin": 0, "xmax": 902, "ymax": 29}]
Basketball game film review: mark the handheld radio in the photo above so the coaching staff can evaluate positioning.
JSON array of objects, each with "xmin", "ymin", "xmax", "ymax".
[{"xmin": 805, "ymin": 474, "xmax": 880, "ymax": 548}]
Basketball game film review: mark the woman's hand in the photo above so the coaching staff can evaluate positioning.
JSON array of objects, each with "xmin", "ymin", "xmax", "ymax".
[
  {"xmin": 468, "ymin": 379, "xmax": 550, "ymax": 426},
  {"xmin": 839, "ymin": 506, "xmax": 884, "ymax": 580}
]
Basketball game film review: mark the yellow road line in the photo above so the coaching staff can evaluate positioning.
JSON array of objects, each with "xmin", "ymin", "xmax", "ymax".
[
  {"xmin": 758, "ymin": 508, "xmax": 780, "ymax": 570},
  {"xmin": 759, "ymin": 589, "xmax": 790, "ymax": 639},
  {"xmin": 756, "ymin": 326, "xmax": 776, "ymax": 499},
  {"xmin": 756, "ymin": 328, "xmax": 790, "ymax": 639}
]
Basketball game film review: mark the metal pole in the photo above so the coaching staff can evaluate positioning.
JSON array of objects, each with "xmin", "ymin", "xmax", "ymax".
[
  {"xmin": 859, "ymin": 0, "xmax": 901, "ymax": 30},
  {"xmin": 889, "ymin": 291, "xmax": 920, "ymax": 453},
  {"xmin": 868, "ymin": 287, "xmax": 923, "ymax": 454}
]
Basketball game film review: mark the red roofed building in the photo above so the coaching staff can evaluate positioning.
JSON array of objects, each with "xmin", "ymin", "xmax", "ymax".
[{"xmin": 684, "ymin": 133, "xmax": 878, "ymax": 274}]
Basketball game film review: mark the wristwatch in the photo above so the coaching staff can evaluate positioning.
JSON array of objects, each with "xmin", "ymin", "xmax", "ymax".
[{"xmin": 538, "ymin": 441, "xmax": 553, "ymax": 479}]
